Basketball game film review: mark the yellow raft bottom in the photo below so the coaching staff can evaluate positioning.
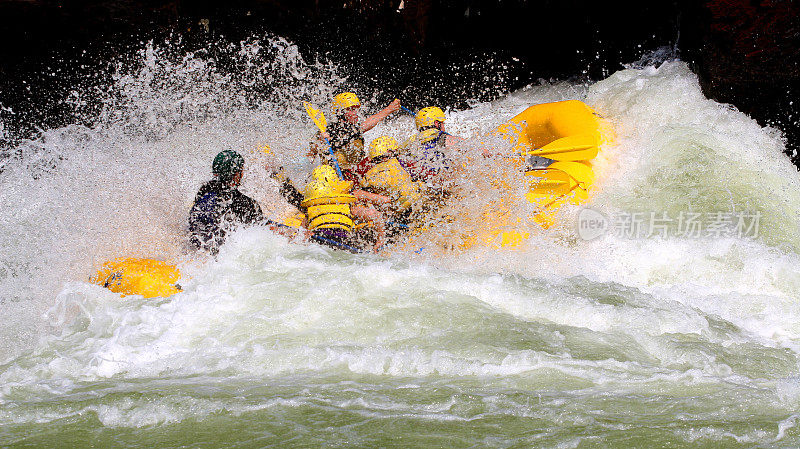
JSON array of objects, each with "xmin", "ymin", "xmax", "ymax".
[{"xmin": 92, "ymin": 258, "xmax": 181, "ymax": 298}]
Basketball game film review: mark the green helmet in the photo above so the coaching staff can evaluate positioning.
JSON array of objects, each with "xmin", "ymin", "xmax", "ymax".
[{"xmin": 212, "ymin": 150, "xmax": 245, "ymax": 182}]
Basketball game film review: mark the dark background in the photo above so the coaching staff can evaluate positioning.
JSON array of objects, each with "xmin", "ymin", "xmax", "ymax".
[{"xmin": 0, "ymin": 0, "xmax": 798, "ymax": 161}]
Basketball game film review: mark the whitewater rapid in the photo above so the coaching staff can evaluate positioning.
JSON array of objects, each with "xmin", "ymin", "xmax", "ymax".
[{"xmin": 2, "ymin": 37, "xmax": 800, "ymax": 447}]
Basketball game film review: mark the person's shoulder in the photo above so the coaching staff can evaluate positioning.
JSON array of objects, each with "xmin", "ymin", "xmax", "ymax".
[
  {"xmin": 194, "ymin": 179, "xmax": 221, "ymax": 200},
  {"xmin": 446, "ymin": 134, "xmax": 465, "ymax": 145},
  {"xmin": 232, "ymin": 188, "xmax": 257, "ymax": 205},
  {"xmin": 231, "ymin": 190, "xmax": 264, "ymax": 219}
]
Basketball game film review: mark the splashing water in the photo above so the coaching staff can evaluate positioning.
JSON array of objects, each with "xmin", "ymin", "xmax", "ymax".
[{"xmin": 1, "ymin": 35, "xmax": 800, "ymax": 447}]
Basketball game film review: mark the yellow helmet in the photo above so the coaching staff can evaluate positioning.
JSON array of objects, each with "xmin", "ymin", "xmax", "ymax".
[
  {"xmin": 309, "ymin": 165, "xmax": 353, "ymax": 194},
  {"xmin": 332, "ymin": 92, "xmax": 361, "ymax": 114},
  {"xmin": 311, "ymin": 164, "xmax": 339, "ymax": 183},
  {"xmin": 416, "ymin": 106, "xmax": 445, "ymax": 130},
  {"xmin": 368, "ymin": 136, "xmax": 399, "ymax": 159},
  {"xmin": 332, "ymin": 178, "xmax": 354, "ymax": 194},
  {"xmin": 303, "ymin": 179, "xmax": 330, "ymax": 200}
]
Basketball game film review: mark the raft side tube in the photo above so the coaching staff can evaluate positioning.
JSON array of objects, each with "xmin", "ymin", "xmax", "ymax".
[{"xmin": 92, "ymin": 257, "xmax": 181, "ymax": 298}]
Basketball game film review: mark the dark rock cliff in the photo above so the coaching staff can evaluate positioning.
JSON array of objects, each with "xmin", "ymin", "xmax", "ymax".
[{"xmin": 0, "ymin": 0, "xmax": 797, "ymax": 161}]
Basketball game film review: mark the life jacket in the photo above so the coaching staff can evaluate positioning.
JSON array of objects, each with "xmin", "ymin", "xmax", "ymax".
[
  {"xmin": 301, "ymin": 180, "xmax": 356, "ymax": 231},
  {"xmin": 418, "ymin": 127, "xmax": 447, "ymax": 150},
  {"xmin": 362, "ymin": 157, "xmax": 423, "ymax": 212},
  {"xmin": 400, "ymin": 129, "xmax": 452, "ymax": 182},
  {"xmin": 327, "ymin": 121, "xmax": 365, "ymax": 169}
]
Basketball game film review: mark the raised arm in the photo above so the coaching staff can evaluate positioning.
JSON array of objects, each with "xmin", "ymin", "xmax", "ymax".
[
  {"xmin": 361, "ymin": 99, "xmax": 401, "ymax": 132},
  {"xmin": 353, "ymin": 188, "xmax": 391, "ymax": 206}
]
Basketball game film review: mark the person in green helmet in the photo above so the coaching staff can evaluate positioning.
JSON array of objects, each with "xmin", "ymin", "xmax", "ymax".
[{"xmin": 188, "ymin": 150, "xmax": 266, "ymax": 254}]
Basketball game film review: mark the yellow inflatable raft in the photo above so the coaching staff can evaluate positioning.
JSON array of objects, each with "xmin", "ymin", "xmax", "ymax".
[
  {"xmin": 91, "ymin": 258, "xmax": 181, "ymax": 298},
  {"xmin": 413, "ymin": 99, "xmax": 613, "ymax": 250},
  {"xmin": 494, "ymin": 99, "xmax": 612, "ymax": 228}
]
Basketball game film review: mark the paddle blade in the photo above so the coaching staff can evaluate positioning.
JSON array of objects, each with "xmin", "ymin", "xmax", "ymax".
[
  {"xmin": 524, "ymin": 161, "xmax": 594, "ymax": 191},
  {"xmin": 524, "ymin": 162, "xmax": 593, "ymax": 212},
  {"xmin": 524, "ymin": 134, "xmax": 599, "ymax": 161},
  {"xmin": 548, "ymin": 161, "xmax": 594, "ymax": 187},
  {"xmin": 303, "ymin": 101, "xmax": 328, "ymax": 133}
]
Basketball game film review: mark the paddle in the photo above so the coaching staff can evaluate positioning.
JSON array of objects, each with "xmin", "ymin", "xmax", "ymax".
[
  {"xmin": 526, "ymin": 161, "xmax": 594, "ymax": 189},
  {"xmin": 523, "ymin": 134, "xmax": 598, "ymax": 162},
  {"xmin": 387, "ymin": 220, "xmax": 410, "ymax": 229},
  {"xmin": 303, "ymin": 101, "xmax": 344, "ymax": 179}
]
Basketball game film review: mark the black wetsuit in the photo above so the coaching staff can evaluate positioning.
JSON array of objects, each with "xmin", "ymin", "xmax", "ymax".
[
  {"xmin": 279, "ymin": 179, "xmax": 304, "ymax": 210},
  {"xmin": 188, "ymin": 179, "xmax": 264, "ymax": 254}
]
